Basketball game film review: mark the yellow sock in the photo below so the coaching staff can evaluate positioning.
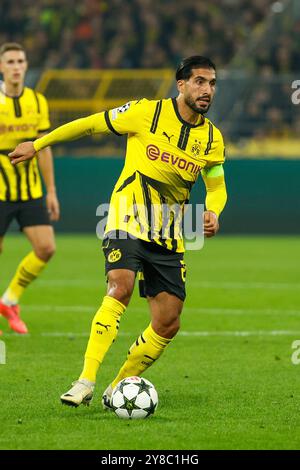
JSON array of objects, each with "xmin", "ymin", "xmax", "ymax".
[
  {"xmin": 111, "ymin": 323, "xmax": 171, "ymax": 389},
  {"xmin": 80, "ymin": 295, "xmax": 126, "ymax": 383},
  {"xmin": 2, "ymin": 251, "xmax": 46, "ymax": 305}
]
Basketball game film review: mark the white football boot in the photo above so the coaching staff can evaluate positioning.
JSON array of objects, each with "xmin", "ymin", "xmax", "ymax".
[{"xmin": 60, "ymin": 379, "xmax": 95, "ymax": 407}]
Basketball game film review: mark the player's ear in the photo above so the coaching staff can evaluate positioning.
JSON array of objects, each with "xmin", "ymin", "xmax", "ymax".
[{"xmin": 177, "ymin": 79, "xmax": 185, "ymax": 93}]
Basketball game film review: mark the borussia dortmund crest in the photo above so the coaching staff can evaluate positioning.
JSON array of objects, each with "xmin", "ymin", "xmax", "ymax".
[
  {"xmin": 191, "ymin": 140, "xmax": 201, "ymax": 158},
  {"xmin": 108, "ymin": 249, "xmax": 122, "ymax": 263}
]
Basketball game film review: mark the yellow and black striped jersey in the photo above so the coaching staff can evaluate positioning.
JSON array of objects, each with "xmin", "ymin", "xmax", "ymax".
[
  {"xmin": 103, "ymin": 98, "xmax": 225, "ymax": 252},
  {"xmin": 0, "ymin": 86, "xmax": 50, "ymax": 201}
]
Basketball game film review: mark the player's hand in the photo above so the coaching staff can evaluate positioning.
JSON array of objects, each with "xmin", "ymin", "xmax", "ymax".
[
  {"xmin": 46, "ymin": 191, "xmax": 60, "ymax": 221},
  {"xmin": 203, "ymin": 210, "xmax": 219, "ymax": 238},
  {"xmin": 8, "ymin": 141, "xmax": 36, "ymax": 164}
]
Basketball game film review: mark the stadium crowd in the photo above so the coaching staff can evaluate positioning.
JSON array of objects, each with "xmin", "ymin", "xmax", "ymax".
[
  {"xmin": 1, "ymin": 0, "xmax": 299, "ymax": 148},
  {"xmin": 0, "ymin": 0, "xmax": 298, "ymax": 72}
]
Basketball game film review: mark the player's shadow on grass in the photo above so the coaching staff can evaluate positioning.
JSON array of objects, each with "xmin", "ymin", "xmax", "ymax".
[{"xmin": 59, "ymin": 404, "xmax": 171, "ymax": 423}]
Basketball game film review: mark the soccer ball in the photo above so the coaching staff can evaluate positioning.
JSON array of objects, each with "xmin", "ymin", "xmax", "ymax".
[{"xmin": 111, "ymin": 376, "xmax": 158, "ymax": 419}]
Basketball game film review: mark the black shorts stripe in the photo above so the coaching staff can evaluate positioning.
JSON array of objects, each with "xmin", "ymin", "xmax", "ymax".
[
  {"xmin": 204, "ymin": 122, "xmax": 213, "ymax": 155},
  {"xmin": 150, "ymin": 100, "xmax": 162, "ymax": 134},
  {"xmin": 104, "ymin": 111, "xmax": 122, "ymax": 136}
]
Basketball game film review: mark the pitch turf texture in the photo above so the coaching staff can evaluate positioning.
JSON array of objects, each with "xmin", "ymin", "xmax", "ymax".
[{"xmin": 1, "ymin": 235, "xmax": 300, "ymax": 450}]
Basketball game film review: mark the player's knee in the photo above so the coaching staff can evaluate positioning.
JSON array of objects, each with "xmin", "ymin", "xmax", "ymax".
[
  {"xmin": 107, "ymin": 283, "xmax": 133, "ymax": 306},
  {"xmin": 35, "ymin": 242, "xmax": 56, "ymax": 261}
]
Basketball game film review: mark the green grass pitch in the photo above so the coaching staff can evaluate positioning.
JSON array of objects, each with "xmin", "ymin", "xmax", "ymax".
[{"xmin": 0, "ymin": 234, "xmax": 300, "ymax": 450}]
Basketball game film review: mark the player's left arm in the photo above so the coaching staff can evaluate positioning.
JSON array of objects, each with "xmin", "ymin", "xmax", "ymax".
[
  {"xmin": 36, "ymin": 94, "xmax": 60, "ymax": 221},
  {"xmin": 201, "ymin": 126, "xmax": 227, "ymax": 238},
  {"xmin": 201, "ymin": 164, "xmax": 227, "ymax": 238}
]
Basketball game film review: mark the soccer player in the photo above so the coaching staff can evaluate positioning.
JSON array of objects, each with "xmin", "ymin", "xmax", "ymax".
[
  {"xmin": 0, "ymin": 43, "xmax": 59, "ymax": 335},
  {"xmin": 9, "ymin": 55, "xmax": 227, "ymax": 406}
]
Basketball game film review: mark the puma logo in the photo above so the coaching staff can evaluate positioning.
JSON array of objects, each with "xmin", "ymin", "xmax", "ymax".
[
  {"xmin": 96, "ymin": 322, "xmax": 111, "ymax": 333},
  {"xmin": 162, "ymin": 131, "xmax": 174, "ymax": 143}
]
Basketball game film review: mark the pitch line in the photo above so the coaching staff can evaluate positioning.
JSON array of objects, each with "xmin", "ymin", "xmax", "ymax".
[
  {"xmin": 21, "ymin": 304, "xmax": 300, "ymax": 316},
  {"xmin": 39, "ymin": 330, "xmax": 300, "ymax": 337},
  {"xmin": 26, "ymin": 279, "xmax": 300, "ymax": 291},
  {"xmin": 4, "ymin": 330, "xmax": 300, "ymax": 338},
  {"xmin": 189, "ymin": 281, "xmax": 300, "ymax": 290}
]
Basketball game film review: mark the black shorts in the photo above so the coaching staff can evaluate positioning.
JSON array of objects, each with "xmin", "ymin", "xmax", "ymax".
[
  {"xmin": 0, "ymin": 197, "xmax": 51, "ymax": 236},
  {"xmin": 102, "ymin": 232, "xmax": 186, "ymax": 301}
]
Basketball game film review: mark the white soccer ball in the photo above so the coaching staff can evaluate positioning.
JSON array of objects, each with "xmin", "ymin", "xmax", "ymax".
[{"xmin": 111, "ymin": 376, "xmax": 158, "ymax": 419}]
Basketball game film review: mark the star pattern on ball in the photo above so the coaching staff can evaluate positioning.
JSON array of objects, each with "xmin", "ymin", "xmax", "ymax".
[
  {"xmin": 120, "ymin": 396, "xmax": 142, "ymax": 417},
  {"xmin": 135, "ymin": 379, "xmax": 152, "ymax": 395},
  {"xmin": 142, "ymin": 398, "xmax": 156, "ymax": 417}
]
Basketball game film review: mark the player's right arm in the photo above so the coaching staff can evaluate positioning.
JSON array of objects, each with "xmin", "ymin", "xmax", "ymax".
[
  {"xmin": 9, "ymin": 113, "xmax": 111, "ymax": 164},
  {"xmin": 9, "ymin": 100, "xmax": 147, "ymax": 164}
]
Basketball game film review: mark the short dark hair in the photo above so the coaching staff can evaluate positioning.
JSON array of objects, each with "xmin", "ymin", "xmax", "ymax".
[
  {"xmin": 176, "ymin": 55, "xmax": 216, "ymax": 81},
  {"xmin": 0, "ymin": 42, "xmax": 26, "ymax": 57}
]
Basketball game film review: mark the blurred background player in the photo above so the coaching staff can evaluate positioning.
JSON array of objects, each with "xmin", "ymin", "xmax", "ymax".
[
  {"xmin": 0, "ymin": 43, "xmax": 60, "ymax": 334},
  {"xmin": 9, "ymin": 55, "xmax": 227, "ymax": 406}
]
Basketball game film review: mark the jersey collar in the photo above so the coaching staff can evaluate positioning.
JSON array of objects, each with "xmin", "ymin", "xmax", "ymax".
[
  {"xmin": 171, "ymin": 97, "xmax": 205, "ymax": 128},
  {"xmin": 0, "ymin": 85, "xmax": 25, "ymax": 98}
]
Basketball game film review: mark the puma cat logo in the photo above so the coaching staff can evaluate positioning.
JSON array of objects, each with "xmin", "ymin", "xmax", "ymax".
[
  {"xmin": 96, "ymin": 322, "xmax": 111, "ymax": 332},
  {"xmin": 162, "ymin": 131, "xmax": 174, "ymax": 142}
]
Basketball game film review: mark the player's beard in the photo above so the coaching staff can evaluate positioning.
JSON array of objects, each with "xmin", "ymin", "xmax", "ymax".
[{"xmin": 185, "ymin": 95, "xmax": 211, "ymax": 115}]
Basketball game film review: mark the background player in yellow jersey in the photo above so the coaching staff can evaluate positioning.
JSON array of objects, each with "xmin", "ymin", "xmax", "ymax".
[
  {"xmin": 0, "ymin": 43, "xmax": 59, "ymax": 335},
  {"xmin": 9, "ymin": 56, "xmax": 227, "ymax": 406}
]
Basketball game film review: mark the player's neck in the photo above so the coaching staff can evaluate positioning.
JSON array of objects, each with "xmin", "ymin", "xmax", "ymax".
[
  {"xmin": 2, "ymin": 80, "xmax": 24, "ymax": 97},
  {"xmin": 176, "ymin": 97, "xmax": 204, "ymax": 126}
]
